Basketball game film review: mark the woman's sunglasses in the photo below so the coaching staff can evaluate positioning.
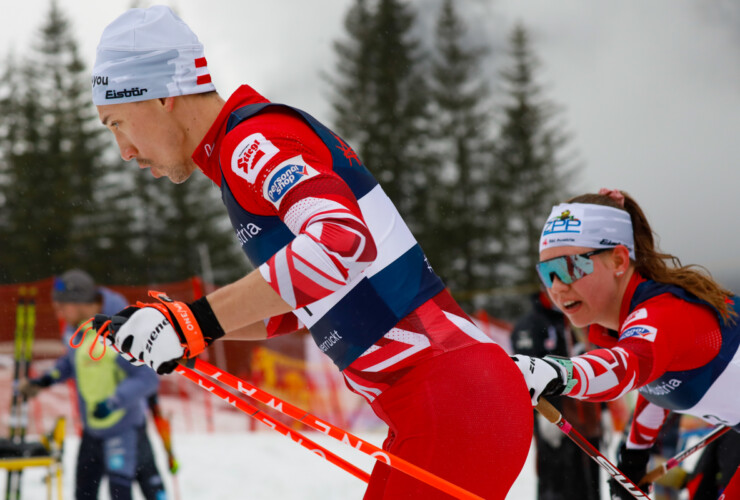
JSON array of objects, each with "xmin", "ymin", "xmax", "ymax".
[{"xmin": 536, "ymin": 248, "xmax": 612, "ymax": 288}]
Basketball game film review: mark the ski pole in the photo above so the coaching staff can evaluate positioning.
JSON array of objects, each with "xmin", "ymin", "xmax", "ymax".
[
  {"xmin": 182, "ymin": 358, "xmax": 485, "ymax": 500},
  {"xmin": 6, "ymin": 287, "xmax": 27, "ymax": 500},
  {"xmin": 149, "ymin": 399, "xmax": 179, "ymax": 474},
  {"xmin": 535, "ymin": 398, "xmax": 650, "ymax": 500},
  {"xmin": 174, "ymin": 363, "xmax": 371, "ymax": 484},
  {"xmin": 149, "ymin": 396, "xmax": 182, "ymax": 500},
  {"xmin": 12, "ymin": 287, "xmax": 36, "ymax": 500},
  {"xmin": 72, "ymin": 320, "xmax": 484, "ymax": 499},
  {"xmin": 639, "ymin": 424, "xmax": 730, "ymax": 486}
]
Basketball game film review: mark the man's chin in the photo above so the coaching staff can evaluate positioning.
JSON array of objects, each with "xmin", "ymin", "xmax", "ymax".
[
  {"xmin": 151, "ymin": 164, "xmax": 194, "ymax": 184},
  {"xmin": 167, "ymin": 170, "xmax": 194, "ymax": 184}
]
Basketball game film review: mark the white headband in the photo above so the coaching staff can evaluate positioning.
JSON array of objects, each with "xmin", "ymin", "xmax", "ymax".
[
  {"xmin": 539, "ymin": 203, "xmax": 636, "ymax": 259},
  {"xmin": 92, "ymin": 5, "xmax": 216, "ymax": 105}
]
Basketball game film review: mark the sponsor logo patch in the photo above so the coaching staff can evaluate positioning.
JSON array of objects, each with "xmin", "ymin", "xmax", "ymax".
[
  {"xmin": 543, "ymin": 209, "xmax": 582, "ymax": 236},
  {"xmin": 619, "ymin": 324, "xmax": 657, "ymax": 342},
  {"xmin": 231, "ymin": 133, "xmax": 279, "ymax": 183},
  {"xmin": 623, "ymin": 307, "xmax": 648, "ymax": 326},
  {"xmin": 262, "ymin": 155, "xmax": 318, "ymax": 208}
]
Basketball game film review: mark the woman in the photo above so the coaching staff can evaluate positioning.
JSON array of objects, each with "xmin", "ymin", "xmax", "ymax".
[{"xmin": 512, "ymin": 189, "xmax": 740, "ymax": 499}]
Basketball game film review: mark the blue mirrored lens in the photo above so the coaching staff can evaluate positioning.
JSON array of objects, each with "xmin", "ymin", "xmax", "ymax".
[{"xmin": 536, "ymin": 254, "xmax": 595, "ymax": 288}]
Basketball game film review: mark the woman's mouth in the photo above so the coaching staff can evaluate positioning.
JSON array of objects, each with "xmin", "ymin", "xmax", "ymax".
[{"xmin": 562, "ymin": 300, "xmax": 581, "ymax": 311}]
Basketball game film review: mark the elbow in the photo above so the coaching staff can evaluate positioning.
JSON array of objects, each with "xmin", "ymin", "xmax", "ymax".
[{"xmin": 345, "ymin": 232, "xmax": 377, "ymax": 281}]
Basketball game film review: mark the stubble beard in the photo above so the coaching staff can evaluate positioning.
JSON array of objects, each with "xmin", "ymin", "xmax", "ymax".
[{"xmin": 150, "ymin": 159, "xmax": 196, "ymax": 184}]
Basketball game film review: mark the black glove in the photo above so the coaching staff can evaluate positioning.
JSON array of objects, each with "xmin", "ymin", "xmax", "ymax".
[
  {"xmin": 608, "ymin": 443, "xmax": 651, "ymax": 500},
  {"xmin": 93, "ymin": 398, "xmax": 120, "ymax": 419},
  {"xmin": 33, "ymin": 373, "xmax": 56, "ymax": 388}
]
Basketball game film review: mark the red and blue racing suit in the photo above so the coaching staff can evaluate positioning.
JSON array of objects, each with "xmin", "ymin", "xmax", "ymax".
[
  {"xmin": 563, "ymin": 273, "xmax": 740, "ymax": 497},
  {"xmin": 192, "ymin": 85, "xmax": 533, "ymax": 499}
]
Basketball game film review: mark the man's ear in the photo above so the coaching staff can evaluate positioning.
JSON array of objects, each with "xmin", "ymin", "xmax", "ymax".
[{"xmin": 158, "ymin": 96, "xmax": 175, "ymax": 112}]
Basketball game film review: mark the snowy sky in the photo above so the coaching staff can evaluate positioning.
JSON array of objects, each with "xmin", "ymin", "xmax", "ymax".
[{"xmin": 3, "ymin": 0, "xmax": 740, "ymax": 286}]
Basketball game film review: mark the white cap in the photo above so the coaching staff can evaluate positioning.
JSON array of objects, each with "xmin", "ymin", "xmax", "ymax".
[
  {"xmin": 92, "ymin": 5, "xmax": 216, "ymax": 105},
  {"xmin": 539, "ymin": 203, "xmax": 636, "ymax": 259}
]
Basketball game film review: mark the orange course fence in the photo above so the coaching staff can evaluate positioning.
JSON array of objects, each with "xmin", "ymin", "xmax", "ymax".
[
  {"xmin": 0, "ymin": 276, "xmax": 379, "ymax": 439},
  {"xmin": 1, "ymin": 277, "xmax": 511, "ymax": 438}
]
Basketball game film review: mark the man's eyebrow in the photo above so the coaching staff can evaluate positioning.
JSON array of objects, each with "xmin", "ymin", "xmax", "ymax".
[{"xmin": 101, "ymin": 115, "xmax": 110, "ymax": 126}]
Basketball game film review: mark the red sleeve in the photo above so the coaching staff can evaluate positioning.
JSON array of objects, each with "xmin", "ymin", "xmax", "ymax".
[
  {"xmin": 218, "ymin": 108, "xmax": 377, "ymax": 309},
  {"xmin": 567, "ymin": 295, "xmax": 720, "ymax": 402},
  {"xmin": 265, "ymin": 313, "xmax": 303, "ymax": 338},
  {"xmin": 626, "ymin": 394, "xmax": 671, "ymax": 449}
]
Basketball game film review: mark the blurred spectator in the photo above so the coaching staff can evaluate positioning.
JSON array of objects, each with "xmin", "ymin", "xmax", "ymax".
[
  {"xmin": 510, "ymin": 289, "xmax": 603, "ymax": 500},
  {"xmin": 18, "ymin": 269, "xmax": 166, "ymax": 500},
  {"xmin": 683, "ymin": 428, "xmax": 740, "ymax": 499}
]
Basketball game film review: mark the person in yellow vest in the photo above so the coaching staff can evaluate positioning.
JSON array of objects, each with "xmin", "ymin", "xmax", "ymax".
[{"xmin": 19, "ymin": 269, "xmax": 166, "ymax": 500}]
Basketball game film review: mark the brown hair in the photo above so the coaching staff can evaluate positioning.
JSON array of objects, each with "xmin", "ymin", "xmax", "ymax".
[{"xmin": 568, "ymin": 191, "xmax": 736, "ymax": 323}]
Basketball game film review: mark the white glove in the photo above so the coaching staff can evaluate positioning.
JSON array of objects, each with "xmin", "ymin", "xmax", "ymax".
[
  {"xmin": 511, "ymin": 355, "xmax": 573, "ymax": 406},
  {"xmin": 113, "ymin": 307, "xmax": 185, "ymax": 373},
  {"xmin": 91, "ymin": 292, "xmax": 224, "ymax": 374}
]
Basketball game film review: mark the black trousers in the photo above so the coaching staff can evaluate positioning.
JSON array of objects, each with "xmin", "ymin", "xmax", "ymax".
[
  {"xmin": 75, "ymin": 425, "xmax": 166, "ymax": 500},
  {"xmin": 534, "ymin": 421, "xmax": 601, "ymax": 500},
  {"xmin": 687, "ymin": 430, "xmax": 740, "ymax": 500}
]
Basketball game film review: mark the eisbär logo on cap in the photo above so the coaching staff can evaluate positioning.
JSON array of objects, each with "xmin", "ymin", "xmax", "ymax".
[{"xmin": 105, "ymin": 87, "xmax": 149, "ymax": 100}]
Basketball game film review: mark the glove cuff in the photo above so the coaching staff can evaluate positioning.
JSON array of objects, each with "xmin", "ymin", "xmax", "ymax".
[
  {"xmin": 146, "ymin": 291, "xmax": 209, "ymax": 358},
  {"xmin": 543, "ymin": 355, "xmax": 577, "ymax": 395},
  {"xmin": 188, "ymin": 296, "xmax": 226, "ymax": 346}
]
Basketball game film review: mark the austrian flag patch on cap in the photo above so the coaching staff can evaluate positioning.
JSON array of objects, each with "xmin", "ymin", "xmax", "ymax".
[{"xmin": 92, "ymin": 5, "xmax": 216, "ymax": 105}]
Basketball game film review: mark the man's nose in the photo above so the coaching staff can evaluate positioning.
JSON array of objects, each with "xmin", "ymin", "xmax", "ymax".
[{"xmin": 120, "ymin": 144, "xmax": 137, "ymax": 161}]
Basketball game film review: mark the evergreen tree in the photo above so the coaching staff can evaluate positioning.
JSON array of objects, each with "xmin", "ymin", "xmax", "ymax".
[
  {"xmin": 328, "ymin": 0, "xmax": 433, "ymax": 238},
  {"xmin": 493, "ymin": 24, "xmax": 579, "ymax": 318},
  {"xmin": 125, "ymin": 172, "xmax": 248, "ymax": 285},
  {"xmin": 329, "ymin": 0, "xmax": 375, "ymax": 146},
  {"xmin": 0, "ymin": 0, "xmax": 108, "ymax": 282},
  {"xmin": 0, "ymin": 0, "xmax": 246, "ymax": 285},
  {"xmin": 426, "ymin": 0, "xmax": 500, "ymax": 310}
]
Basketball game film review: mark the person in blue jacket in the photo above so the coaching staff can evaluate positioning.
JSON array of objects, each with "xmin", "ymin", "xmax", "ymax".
[{"xmin": 19, "ymin": 269, "xmax": 166, "ymax": 500}]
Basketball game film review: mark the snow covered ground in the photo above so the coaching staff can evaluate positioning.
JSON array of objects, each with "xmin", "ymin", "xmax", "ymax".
[
  {"xmin": 4, "ymin": 429, "xmax": 540, "ymax": 499},
  {"xmin": 5, "ymin": 425, "xmax": 706, "ymax": 499}
]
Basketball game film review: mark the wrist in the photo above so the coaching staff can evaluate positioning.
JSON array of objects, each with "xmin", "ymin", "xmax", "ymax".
[
  {"xmin": 188, "ymin": 296, "xmax": 226, "ymax": 346},
  {"xmin": 543, "ymin": 355, "xmax": 577, "ymax": 395}
]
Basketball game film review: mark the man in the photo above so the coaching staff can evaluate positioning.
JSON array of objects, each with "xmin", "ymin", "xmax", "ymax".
[
  {"xmin": 20, "ymin": 269, "xmax": 166, "ymax": 500},
  {"xmin": 89, "ymin": 6, "xmax": 532, "ymax": 499}
]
